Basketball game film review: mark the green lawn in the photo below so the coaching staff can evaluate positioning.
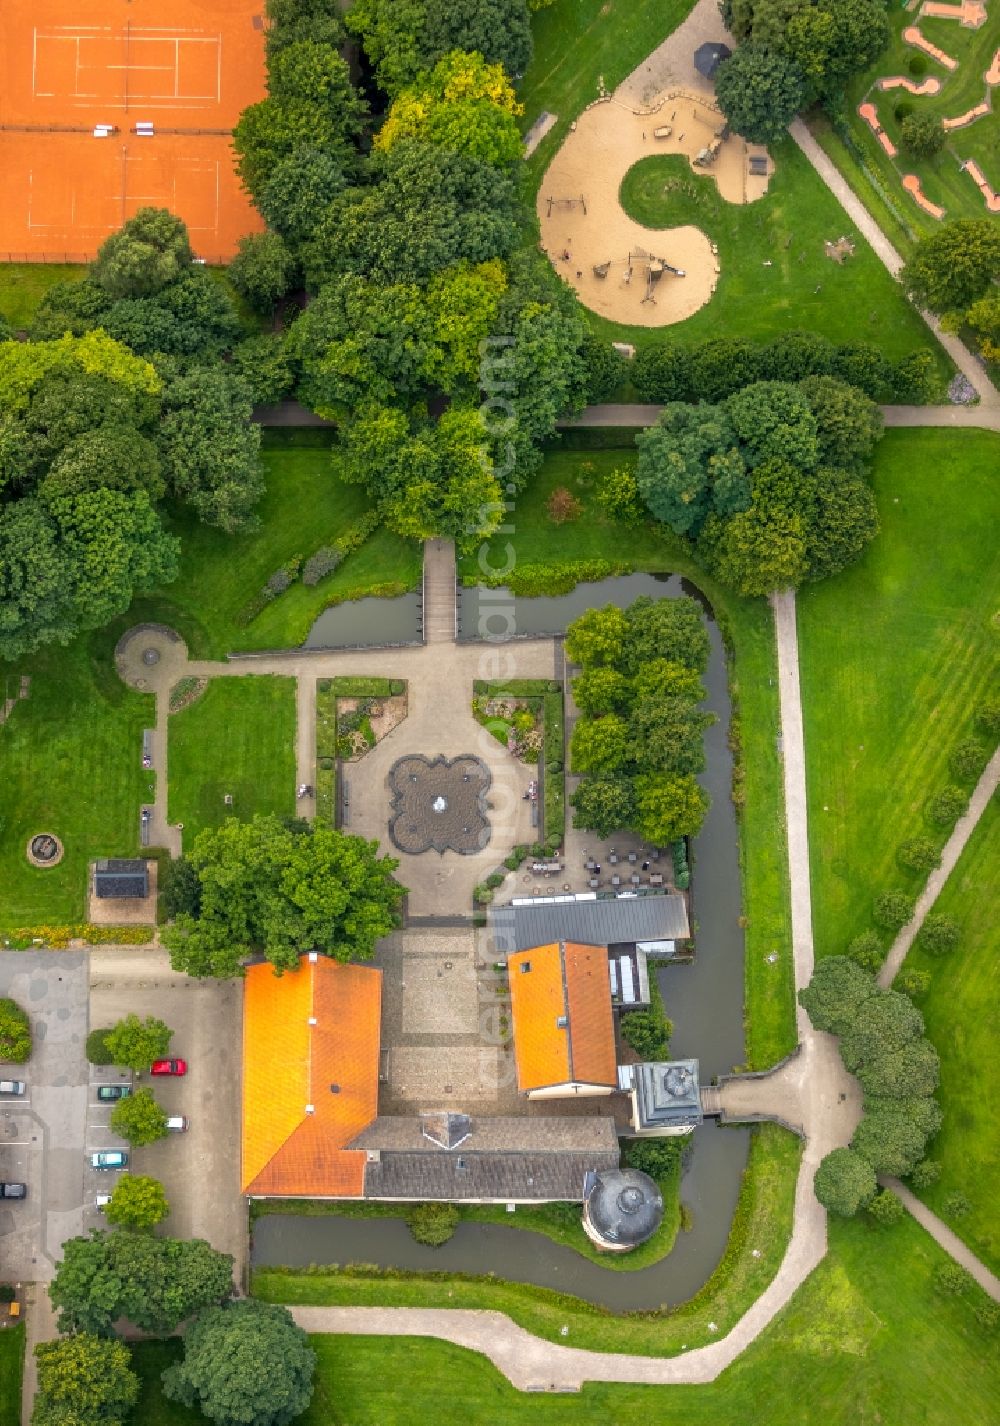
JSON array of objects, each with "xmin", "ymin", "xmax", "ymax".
[
  {"xmin": 904, "ymin": 795, "xmax": 1000, "ymax": 1275},
  {"xmin": 519, "ymin": 0, "xmax": 697, "ymax": 183},
  {"xmin": 0, "ymin": 1324, "xmax": 24, "ymax": 1426},
  {"xmin": 0, "ymin": 263, "xmax": 84, "ymax": 331},
  {"xmin": 167, "ymin": 676, "xmax": 296, "ymax": 839},
  {"xmin": 0, "ymin": 633, "xmax": 154, "ymax": 926},
  {"xmin": 606, "ymin": 143, "xmax": 952, "ymax": 375},
  {"xmin": 798, "ymin": 428, "xmax": 1000, "ymax": 962},
  {"xmin": 134, "ymin": 1208, "xmax": 1000, "ymax": 1426},
  {"xmin": 138, "ymin": 432, "xmax": 422, "ymax": 660},
  {"xmin": 459, "ymin": 444, "xmax": 796, "ymax": 1068}
]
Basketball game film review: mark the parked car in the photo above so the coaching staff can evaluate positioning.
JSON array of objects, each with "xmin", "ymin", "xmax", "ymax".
[
  {"xmin": 0, "ymin": 1080, "xmax": 26, "ymax": 1096},
  {"xmin": 95, "ymin": 1194, "xmax": 111, "ymax": 1211},
  {"xmin": 90, "ymin": 1150, "xmax": 128, "ymax": 1170},
  {"xmin": 0, "ymin": 1182, "xmax": 27, "ymax": 1199},
  {"xmin": 149, "ymin": 1058, "xmax": 187, "ymax": 1076},
  {"xmin": 97, "ymin": 1084, "xmax": 131, "ymax": 1102},
  {"xmin": 166, "ymin": 1115, "xmax": 189, "ymax": 1133}
]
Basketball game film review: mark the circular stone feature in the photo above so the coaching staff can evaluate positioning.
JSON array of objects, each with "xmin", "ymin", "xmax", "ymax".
[
  {"xmin": 142, "ymin": 647, "xmax": 161, "ymax": 666},
  {"xmin": 27, "ymin": 833, "xmax": 64, "ymax": 868},
  {"xmin": 388, "ymin": 755, "xmax": 491, "ymax": 855}
]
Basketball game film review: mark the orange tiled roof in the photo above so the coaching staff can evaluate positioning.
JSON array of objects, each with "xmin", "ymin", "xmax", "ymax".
[
  {"xmin": 508, "ymin": 941, "xmax": 616, "ymax": 1092},
  {"xmin": 241, "ymin": 954, "xmax": 381, "ymax": 1196}
]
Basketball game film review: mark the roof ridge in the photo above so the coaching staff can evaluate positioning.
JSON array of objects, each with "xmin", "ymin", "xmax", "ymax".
[{"xmin": 557, "ymin": 939, "xmax": 573, "ymax": 1083}]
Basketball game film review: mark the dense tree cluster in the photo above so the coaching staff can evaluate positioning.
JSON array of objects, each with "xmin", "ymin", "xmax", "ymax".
[
  {"xmin": 162, "ymin": 813, "xmax": 404, "ymax": 977},
  {"xmin": 347, "ymin": 0, "xmax": 533, "ymax": 94},
  {"xmin": 634, "ymin": 377, "xmax": 881, "ymax": 597},
  {"xmin": 567, "ymin": 597, "xmax": 713, "ymax": 845},
  {"xmin": 901, "ymin": 220, "xmax": 1000, "ymax": 362},
  {"xmin": 717, "ymin": 0, "xmax": 890, "ymax": 140},
  {"xmin": 801, "ymin": 958, "xmax": 942, "ymax": 1213}
]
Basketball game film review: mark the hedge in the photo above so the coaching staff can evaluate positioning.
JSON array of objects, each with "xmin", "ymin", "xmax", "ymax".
[{"xmin": 1, "ymin": 924, "xmax": 154, "ymax": 949}]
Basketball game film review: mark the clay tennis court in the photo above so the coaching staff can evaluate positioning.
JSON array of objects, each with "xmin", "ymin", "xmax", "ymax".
[{"xmin": 0, "ymin": 0, "xmax": 266, "ymax": 260}]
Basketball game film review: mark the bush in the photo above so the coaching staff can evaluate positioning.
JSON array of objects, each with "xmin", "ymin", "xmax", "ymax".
[
  {"xmin": 161, "ymin": 857, "xmax": 201, "ymax": 919},
  {"xmin": 623, "ymin": 1136, "xmax": 681, "ymax": 1180},
  {"xmin": 867, "ymin": 1188, "xmax": 905, "ymax": 1226},
  {"xmin": 407, "ymin": 1202, "xmax": 459, "ymax": 1246},
  {"xmin": 896, "ymin": 968, "xmax": 930, "ymax": 998},
  {"xmin": 86, "ymin": 1028, "xmax": 114, "ymax": 1065},
  {"xmin": 943, "ymin": 1192, "xmax": 971, "ymax": 1218},
  {"xmin": 974, "ymin": 699, "xmax": 1000, "ymax": 736},
  {"xmin": 302, "ymin": 546, "xmax": 342, "ymax": 586},
  {"xmin": 975, "ymin": 1301, "xmax": 999, "ymax": 1331},
  {"xmin": 934, "ymin": 1262, "xmax": 972, "ymax": 1296},
  {"xmin": 390, "ymin": 680, "xmax": 405, "ymax": 695},
  {"xmin": 926, "ymin": 786, "xmax": 967, "ymax": 827},
  {"xmin": 0, "ymin": 998, "xmax": 31, "ymax": 1062},
  {"xmin": 596, "ymin": 466, "xmax": 645, "ymax": 526},
  {"xmin": 910, "ymin": 1158, "xmax": 941, "ymax": 1189},
  {"xmin": 917, "ymin": 913, "xmax": 961, "ymax": 956},
  {"xmin": 620, "ymin": 978, "xmax": 672, "ymax": 1060},
  {"xmin": 473, "ymin": 884, "xmax": 493, "ymax": 905},
  {"xmin": 845, "ymin": 930, "xmax": 884, "ymax": 972},
  {"xmin": 0, "ymin": 1283, "xmax": 18, "ymax": 1303},
  {"xmin": 896, "ymin": 837, "xmax": 940, "ymax": 875},
  {"xmin": 546, "ymin": 486, "xmax": 583, "ymax": 524},
  {"xmin": 873, "ymin": 891, "xmax": 915, "ymax": 931},
  {"xmin": 900, "ymin": 111, "xmax": 945, "ymax": 159},
  {"xmin": 485, "ymin": 872, "xmax": 506, "ymax": 889},
  {"xmin": 949, "ymin": 737, "xmax": 987, "ymax": 783}
]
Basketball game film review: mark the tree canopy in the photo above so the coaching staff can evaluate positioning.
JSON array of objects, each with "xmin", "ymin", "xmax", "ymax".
[
  {"xmin": 348, "ymin": 0, "xmax": 533, "ymax": 94},
  {"xmin": 104, "ymin": 1014, "xmax": 172, "ymax": 1070},
  {"xmin": 376, "ymin": 52, "xmax": 524, "ymax": 166},
  {"xmin": 33, "ymin": 1333, "xmax": 139, "ymax": 1426},
  {"xmin": 92, "ymin": 207, "xmax": 192, "ymax": 299},
  {"xmin": 110, "ymin": 1087, "xmax": 169, "ymax": 1146},
  {"xmin": 814, "ymin": 1147, "xmax": 877, "ymax": 1217},
  {"xmin": 104, "ymin": 1174, "xmax": 170, "ymax": 1231},
  {"xmin": 162, "ymin": 815, "xmax": 404, "ymax": 977},
  {"xmin": 162, "ymin": 1299, "xmax": 316, "ymax": 1426},
  {"xmin": 715, "ymin": 45, "xmax": 806, "ymax": 144}
]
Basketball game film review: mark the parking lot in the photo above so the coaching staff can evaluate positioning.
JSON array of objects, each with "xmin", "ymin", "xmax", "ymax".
[{"xmin": 88, "ymin": 948, "xmax": 246, "ymax": 1280}]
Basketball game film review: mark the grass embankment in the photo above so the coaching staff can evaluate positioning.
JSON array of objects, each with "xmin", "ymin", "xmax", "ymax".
[
  {"xmin": 519, "ymin": 0, "xmax": 697, "ymax": 183},
  {"xmin": 255, "ymin": 1124, "xmax": 799, "ymax": 1359},
  {"xmin": 821, "ymin": 9, "xmax": 1000, "ymax": 244},
  {"xmin": 138, "ymin": 1203, "xmax": 1000, "ymax": 1425},
  {"xmin": 460, "ymin": 445, "xmax": 796, "ymax": 1067},
  {"xmin": 144, "ymin": 432, "xmax": 422, "ymax": 660},
  {"xmin": 0, "ymin": 1324, "xmax": 24, "ymax": 1426},
  {"xmin": 903, "ymin": 795, "xmax": 1000, "ymax": 1275},
  {"xmin": 251, "ymin": 1144, "xmax": 681, "ymax": 1274},
  {"xmin": 0, "ymin": 263, "xmax": 83, "ymax": 331},
  {"xmin": 610, "ymin": 145, "xmax": 951, "ymax": 376},
  {"xmin": 798, "ymin": 428, "xmax": 1000, "ymax": 961},
  {"xmin": 0, "ymin": 632, "xmax": 154, "ymax": 925},
  {"xmin": 167, "ymin": 676, "xmax": 296, "ymax": 839}
]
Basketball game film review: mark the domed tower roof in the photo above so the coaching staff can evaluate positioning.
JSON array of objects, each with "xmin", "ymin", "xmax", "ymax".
[{"xmin": 583, "ymin": 1167, "xmax": 663, "ymax": 1250}]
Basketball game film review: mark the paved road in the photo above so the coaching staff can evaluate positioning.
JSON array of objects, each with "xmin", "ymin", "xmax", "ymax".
[{"xmin": 879, "ymin": 745, "xmax": 1000, "ymax": 988}]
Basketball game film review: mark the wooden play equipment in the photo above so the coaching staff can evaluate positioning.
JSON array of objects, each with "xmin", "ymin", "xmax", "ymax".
[
  {"xmin": 546, "ymin": 194, "xmax": 587, "ymax": 217},
  {"xmin": 694, "ymin": 125, "xmax": 729, "ymax": 168}
]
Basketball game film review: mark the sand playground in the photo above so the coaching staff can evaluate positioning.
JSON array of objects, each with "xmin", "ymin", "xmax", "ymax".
[{"xmin": 537, "ymin": 91, "xmax": 772, "ymax": 327}]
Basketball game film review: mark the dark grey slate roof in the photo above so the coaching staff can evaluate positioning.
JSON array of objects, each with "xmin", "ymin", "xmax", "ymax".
[
  {"xmin": 633, "ymin": 1059, "xmax": 704, "ymax": 1130},
  {"xmin": 94, "ymin": 859, "xmax": 148, "ymax": 899},
  {"xmin": 351, "ymin": 1115, "xmax": 619, "ymax": 1155},
  {"xmin": 491, "ymin": 894, "xmax": 689, "ymax": 955},
  {"xmin": 585, "ymin": 1168, "xmax": 663, "ymax": 1246},
  {"xmin": 420, "ymin": 1112, "xmax": 471, "ymax": 1150},
  {"xmin": 364, "ymin": 1150, "xmax": 620, "ymax": 1202}
]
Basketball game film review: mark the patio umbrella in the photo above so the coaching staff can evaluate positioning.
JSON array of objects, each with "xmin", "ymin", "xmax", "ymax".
[{"xmin": 694, "ymin": 41, "xmax": 732, "ymax": 80}]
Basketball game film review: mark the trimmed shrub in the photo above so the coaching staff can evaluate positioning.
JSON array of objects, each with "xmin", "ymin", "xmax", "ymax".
[
  {"xmin": 917, "ymin": 913, "xmax": 961, "ymax": 956},
  {"xmin": 302, "ymin": 546, "xmax": 342, "ymax": 586},
  {"xmin": 814, "ymin": 1147, "xmax": 877, "ymax": 1217},
  {"xmin": 867, "ymin": 1188, "xmax": 905, "ymax": 1226},
  {"xmin": 0, "ymin": 998, "xmax": 31, "ymax": 1062},
  {"xmin": 896, "ymin": 837, "xmax": 940, "ymax": 875},
  {"xmin": 390, "ymin": 680, "xmax": 405, "ymax": 695},
  {"xmin": 949, "ymin": 737, "xmax": 987, "ymax": 783},
  {"xmin": 934, "ymin": 1262, "xmax": 972, "ymax": 1296},
  {"xmin": 873, "ymin": 891, "xmax": 915, "ymax": 931},
  {"xmin": 926, "ymin": 786, "xmax": 967, "ymax": 827},
  {"xmin": 86, "ymin": 1028, "xmax": 114, "ymax": 1065},
  {"xmin": 485, "ymin": 872, "xmax": 506, "ymax": 889},
  {"xmin": 910, "ymin": 1158, "xmax": 941, "ymax": 1188},
  {"xmin": 845, "ymin": 930, "xmax": 884, "ymax": 973},
  {"xmin": 896, "ymin": 968, "xmax": 930, "ymax": 998},
  {"xmin": 473, "ymin": 884, "xmax": 493, "ymax": 905},
  {"xmin": 407, "ymin": 1202, "xmax": 459, "ymax": 1246},
  {"xmin": 974, "ymin": 699, "xmax": 1000, "ymax": 736}
]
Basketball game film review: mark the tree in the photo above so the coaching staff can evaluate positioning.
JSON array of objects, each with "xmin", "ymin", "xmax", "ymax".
[
  {"xmin": 572, "ymin": 666, "xmax": 630, "ymax": 715},
  {"xmin": 564, "ymin": 605, "xmax": 629, "ymax": 667},
  {"xmin": 844, "ymin": 930, "xmax": 883, "ymax": 973},
  {"xmin": 726, "ymin": 382, "xmax": 819, "ymax": 471},
  {"xmin": 50, "ymin": 1231, "xmax": 233, "ymax": 1335},
  {"xmin": 856, "ymin": 1038, "xmax": 940, "ymax": 1100},
  {"xmin": 635, "ymin": 403, "xmax": 747, "ymax": 536},
  {"xmin": 813, "ymin": 1147, "xmax": 876, "ymax": 1217},
  {"xmin": 33, "ymin": 1334, "xmax": 139, "ymax": 1426},
  {"xmin": 715, "ymin": 45, "xmax": 806, "ymax": 145},
  {"xmin": 838, "ymin": 990, "xmax": 924, "ymax": 1073},
  {"xmin": 0, "ymin": 998, "xmax": 31, "ymax": 1062},
  {"xmin": 965, "ymin": 292, "xmax": 1000, "ymax": 362},
  {"xmin": 257, "ymin": 146, "xmax": 347, "ymax": 246},
  {"xmin": 799, "ymin": 376, "xmax": 883, "ymax": 470},
  {"xmin": 975, "ymin": 699, "xmax": 1000, "ymax": 736},
  {"xmin": 935, "ymin": 1262, "xmax": 973, "ymax": 1296},
  {"xmin": 868, "ymin": 1187, "xmax": 905, "ymax": 1226},
  {"xmin": 110, "ymin": 1087, "xmax": 169, "ymax": 1146},
  {"xmin": 161, "ymin": 856, "xmax": 203, "ymax": 918},
  {"xmin": 900, "ymin": 111, "xmax": 945, "ymax": 159},
  {"xmin": 949, "ymin": 737, "xmax": 986, "ymax": 783},
  {"xmin": 570, "ymin": 715, "xmax": 629, "ymax": 774},
  {"xmin": 896, "ymin": 968, "xmax": 930, "ymax": 999},
  {"xmin": 162, "ymin": 815, "xmax": 404, "ymax": 978},
  {"xmin": 798, "ymin": 956, "xmax": 878, "ymax": 1036},
  {"xmin": 92, "ymin": 208, "xmax": 192, "ymax": 299},
  {"xmin": 104, "ymin": 1014, "xmax": 172, "ymax": 1071},
  {"xmin": 699, "ymin": 485, "xmax": 809, "ymax": 598},
  {"xmin": 910, "ymin": 1158, "xmax": 941, "ymax": 1189},
  {"xmin": 104, "ymin": 1174, "xmax": 169, "ymax": 1230},
  {"xmin": 622, "ymin": 596, "xmax": 710, "ymax": 674},
  {"xmin": 348, "ymin": 0, "xmax": 533, "ymax": 94},
  {"xmin": 580, "ymin": 335, "xmax": 626, "ymax": 403},
  {"xmin": 596, "ymin": 465, "xmax": 645, "ymax": 526},
  {"xmin": 901, "ymin": 220, "xmax": 1000, "ymax": 316},
  {"xmin": 229, "ymin": 233, "xmax": 298, "ymax": 314},
  {"xmin": 570, "ymin": 775, "xmax": 637, "ymax": 837},
  {"xmin": 851, "ymin": 1107, "xmax": 931, "ymax": 1176},
  {"xmin": 798, "ymin": 466, "xmax": 875, "ymax": 585},
  {"xmin": 40, "ymin": 426, "xmax": 164, "ymax": 502},
  {"xmin": 230, "ymin": 334, "xmax": 295, "ymax": 407},
  {"xmin": 162, "ymin": 1299, "xmax": 316, "ymax": 1426},
  {"xmin": 629, "ymin": 698, "xmax": 713, "ymax": 775},
  {"xmin": 926, "ymin": 785, "xmax": 967, "ymax": 826},
  {"xmin": 917, "ymin": 914, "xmax": 961, "ymax": 956},
  {"xmin": 632, "ymin": 343, "xmax": 693, "ymax": 403},
  {"xmin": 873, "ymin": 890, "xmax": 914, "ymax": 931},
  {"xmin": 632, "ymin": 771, "xmax": 710, "ymax": 844},
  {"xmin": 376, "ymin": 52, "xmax": 524, "ymax": 166},
  {"xmin": 897, "ymin": 837, "xmax": 941, "ymax": 874},
  {"xmin": 690, "ymin": 339, "xmax": 761, "ymax": 401},
  {"xmin": 157, "ymin": 367, "xmax": 264, "ymax": 532},
  {"xmin": 101, "ymin": 269, "xmax": 241, "ymax": 358}
]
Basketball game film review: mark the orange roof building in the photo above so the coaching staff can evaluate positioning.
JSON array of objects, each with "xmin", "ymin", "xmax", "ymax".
[
  {"xmin": 507, "ymin": 942, "xmax": 617, "ymax": 1098},
  {"xmin": 242, "ymin": 953, "xmax": 382, "ymax": 1198}
]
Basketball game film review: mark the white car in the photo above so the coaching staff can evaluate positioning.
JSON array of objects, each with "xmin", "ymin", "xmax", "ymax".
[
  {"xmin": 95, "ymin": 1194, "xmax": 112, "ymax": 1211},
  {"xmin": 0, "ymin": 1080, "xmax": 26, "ymax": 1096},
  {"xmin": 166, "ymin": 1115, "xmax": 189, "ymax": 1133}
]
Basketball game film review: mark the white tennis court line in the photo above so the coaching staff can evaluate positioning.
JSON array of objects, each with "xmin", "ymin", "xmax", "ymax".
[{"xmin": 31, "ymin": 27, "xmax": 222, "ymax": 102}]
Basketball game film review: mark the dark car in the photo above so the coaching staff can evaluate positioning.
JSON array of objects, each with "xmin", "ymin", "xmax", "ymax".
[
  {"xmin": 0, "ymin": 1182, "xmax": 27, "ymax": 1199},
  {"xmin": 97, "ymin": 1084, "xmax": 131, "ymax": 1102},
  {"xmin": 150, "ymin": 1058, "xmax": 187, "ymax": 1076}
]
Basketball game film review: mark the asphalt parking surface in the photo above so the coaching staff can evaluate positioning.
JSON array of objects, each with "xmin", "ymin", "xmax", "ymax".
[{"xmin": 88, "ymin": 948, "xmax": 246, "ymax": 1281}]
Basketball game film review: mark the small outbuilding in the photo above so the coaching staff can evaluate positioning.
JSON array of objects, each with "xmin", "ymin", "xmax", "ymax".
[
  {"xmin": 93, "ymin": 858, "xmax": 149, "ymax": 899},
  {"xmin": 582, "ymin": 1166, "xmax": 663, "ymax": 1252},
  {"xmin": 694, "ymin": 41, "xmax": 732, "ymax": 81}
]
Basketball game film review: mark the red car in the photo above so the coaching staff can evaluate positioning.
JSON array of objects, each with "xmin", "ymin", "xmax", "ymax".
[{"xmin": 150, "ymin": 1058, "xmax": 188, "ymax": 1076}]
